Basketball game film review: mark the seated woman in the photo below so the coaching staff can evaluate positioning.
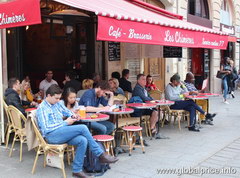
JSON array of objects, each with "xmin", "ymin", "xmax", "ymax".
[
  {"xmin": 145, "ymin": 75, "xmax": 157, "ymax": 92},
  {"xmin": 20, "ymin": 80, "xmax": 34, "ymax": 102},
  {"xmin": 77, "ymin": 79, "xmax": 94, "ymax": 98},
  {"xmin": 20, "ymin": 81, "xmax": 37, "ymax": 107},
  {"xmin": 60, "ymin": 87, "xmax": 79, "ymax": 113},
  {"xmin": 108, "ymin": 78, "xmax": 124, "ymax": 96}
]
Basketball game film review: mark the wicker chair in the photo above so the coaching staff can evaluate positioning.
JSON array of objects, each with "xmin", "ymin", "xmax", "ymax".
[
  {"xmin": 8, "ymin": 105, "xmax": 27, "ymax": 162},
  {"xmin": 30, "ymin": 113, "xmax": 68, "ymax": 178},
  {"xmin": 161, "ymin": 105, "xmax": 190, "ymax": 130},
  {"xmin": 149, "ymin": 90, "xmax": 162, "ymax": 100},
  {"xmin": 2, "ymin": 99, "xmax": 14, "ymax": 148}
]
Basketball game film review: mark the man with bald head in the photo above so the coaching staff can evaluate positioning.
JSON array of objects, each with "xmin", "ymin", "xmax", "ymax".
[{"xmin": 184, "ymin": 72, "xmax": 215, "ymax": 125}]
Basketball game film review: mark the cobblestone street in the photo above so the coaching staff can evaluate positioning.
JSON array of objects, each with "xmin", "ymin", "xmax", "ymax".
[{"xmin": 1, "ymin": 92, "xmax": 240, "ymax": 178}]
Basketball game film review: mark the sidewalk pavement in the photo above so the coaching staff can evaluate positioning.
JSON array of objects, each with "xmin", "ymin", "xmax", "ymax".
[{"xmin": 1, "ymin": 92, "xmax": 240, "ymax": 178}]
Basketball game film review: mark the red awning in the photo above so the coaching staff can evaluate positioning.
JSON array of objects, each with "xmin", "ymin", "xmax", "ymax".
[
  {"xmin": 54, "ymin": 0, "xmax": 229, "ymax": 49},
  {"xmin": 0, "ymin": 0, "xmax": 41, "ymax": 29}
]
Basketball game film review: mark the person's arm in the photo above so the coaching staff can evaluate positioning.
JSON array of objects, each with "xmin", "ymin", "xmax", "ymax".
[
  {"xmin": 220, "ymin": 65, "xmax": 231, "ymax": 74},
  {"xmin": 36, "ymin": 107, "xmax": 68, "ymax": 136},
  {"xmin": 105, "ymin": 91, "xmax": 114, "ymax": 106},
  {"xmin": 8, "ymin": 93, "xmax": 26, "ymax": 115},
  {"xmin": 165, "ymin": 85, "xmax": 184, "ymax": 101},
  {"xmin": 79, "ymin": 95, "xmax": 110, "ymax": 112}
]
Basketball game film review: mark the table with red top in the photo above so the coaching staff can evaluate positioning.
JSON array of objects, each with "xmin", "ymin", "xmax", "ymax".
[
  {"xmin": 198, "ymin": 93, "xmax": 220, "ymax": 97},
  {"xmin": 100, "ymin": 108, "xmax": 134, "ymax": 155},
  {"xmin": 146, "ymin": 100, "xmax": 174, "ymax": 138},
  {"xmin": 79, "ymin": 113, "xmax": 110, "ymax": 130},
  {"xmin": 185, "ymin": 95, "xmax": 209, "ymax": 100},
  {"xmin": 25, "ymin": 107, "xmax": 37, "ymax": 117},
  {"xmin": 126, "ymin": 103, "xmax": 157, "ymax": 134}
]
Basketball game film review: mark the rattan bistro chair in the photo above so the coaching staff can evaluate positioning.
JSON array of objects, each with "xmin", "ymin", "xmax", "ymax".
[
  {"xmin": 2, "ymin": 99, "xmax": 14, "ymax": 148},
  {"xmin": 8, "ymin": 105, "xmax": 27, "ymax": 162},
  {"xmin": 30, "ymin": 115, "xmax": 69, "ymax": 178}
]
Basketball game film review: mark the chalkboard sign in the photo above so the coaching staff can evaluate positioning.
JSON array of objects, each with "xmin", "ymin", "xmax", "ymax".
[
  {"xmin": 163, "ymin": 46, "xmax": 182, "ymax": 58},
  {"xmin": 108, "ymin": 42, "xmax": 120, "ymax": 61}
]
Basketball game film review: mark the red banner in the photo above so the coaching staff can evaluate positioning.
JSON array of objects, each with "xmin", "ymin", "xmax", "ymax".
[
  {"xmin": 0, "ymin": 0, "xmax": 41, "ymax": 29},
  {"xmin": 97, "ymin": 16, "xmax": 228, "ymax": 50}
]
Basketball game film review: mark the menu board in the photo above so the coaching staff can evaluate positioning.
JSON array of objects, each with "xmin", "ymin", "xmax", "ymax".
[
  {"xmin": 108, "ymin": 42, "xmax": 120, "ymax": 61},
  {"xmin": 163, "ymin": 46, "xmax": 182, "ymax": 58}
]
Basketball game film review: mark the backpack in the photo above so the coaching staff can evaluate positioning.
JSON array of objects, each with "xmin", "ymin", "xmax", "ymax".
[{"xmin": 83, "ymin": 142, "xmax": 110, "ymax": 176}]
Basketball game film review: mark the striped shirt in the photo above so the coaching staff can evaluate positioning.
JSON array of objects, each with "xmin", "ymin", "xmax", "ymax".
[
  {"xmin": 184, "ymin": 81, "xmax": 197, "ymax": 92},
  {"xmin": 36, "ymin": 100, "xmax": 73, "ymax": 137}
]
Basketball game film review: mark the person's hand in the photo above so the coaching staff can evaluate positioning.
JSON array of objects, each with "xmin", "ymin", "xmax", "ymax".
[
  {"xmin": 102, "ymin": 106, "xmax": 111, "ymax": 111},
  {"xmin": 183, "ymin": 92, "xmax": 189, "ymax": 97},
  {"xmin": 30, "ymin": 101, "xmax": 37, "ymax": 106},
  {"xmin": 190, "ymin": 91, "xmax": 199, "ymax": 95},
  {"xmin": 105, "ymin": 91, "xmax": 114, "ymax": 97},
  {"xmin": 65, "ymin": 117, "xmax": 77, "ymax": 125}
]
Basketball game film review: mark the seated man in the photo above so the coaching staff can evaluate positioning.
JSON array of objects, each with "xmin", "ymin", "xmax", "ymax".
[
  {"xmin": 132, "ymin": 74, "xmax": 158, "ymax": 135},
  {"xmin": 5, "ymin": 77, "xmax": 36, "ymax": 116},
  {"xmin": 79, "ymin": 81, "xmax": 115, "ymax": 135},
  {"xmin": 184, "ymin": 72, "xmax": 215, "ymax": 125},
  {"xmin": 36, "ymin": 84, "xmax": 118, "ymax": 177},
  {"xmin": 119, "ymin": 69, "xmax": 132, "ymax": 93},
  {"xmin": 165, "ymin": 74, "xmax": 216, "ymax": 132}
]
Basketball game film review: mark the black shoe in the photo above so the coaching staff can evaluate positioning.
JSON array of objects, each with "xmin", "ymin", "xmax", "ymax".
[
  {"xmin": 164, "ymin": 120, "xmax": 169, "ymax": 125},
  {"xmin": 205, "ymin": 113, "xmax": 216, "ymax": 121},
  {"xmin": 232, "ymin": 94, "xmax": 235, "ymax": 98},
  {"xmin": 188, "ymin": 126, "xmax": 200, "ymax": 132}
]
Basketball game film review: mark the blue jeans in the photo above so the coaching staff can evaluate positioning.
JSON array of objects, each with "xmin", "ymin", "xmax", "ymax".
[
  {"xmin": 170, "ymin": 100, "xmax": 205, "ymax": 127},
  {"xmin": 45, "ymin": 125, "xmax": 103, "ymax": 173},
  {"xmin": 222, "ymin": 77, "xmax": 229, "ymax": 99},
  {"xmin": 91, "ymin": 121, "xmax": 115, "ymax": 135}
]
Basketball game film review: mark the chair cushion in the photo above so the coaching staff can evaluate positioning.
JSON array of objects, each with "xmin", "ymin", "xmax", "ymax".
[
  {"xmin": 93, "ymin": 135, "xmax": 114, "ymax": 142},
  {"xmin": 122, "ymin": 126, "xmax": 142, "ymax": 131}
]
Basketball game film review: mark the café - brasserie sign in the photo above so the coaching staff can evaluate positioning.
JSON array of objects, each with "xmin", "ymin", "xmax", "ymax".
[
  {"xmin": 98, "ymin": 16, "xmax": 228, "ymax": 50},
  {"xmin": 0, "ymin": 0, "xmax": 41, "ymax": 29}
]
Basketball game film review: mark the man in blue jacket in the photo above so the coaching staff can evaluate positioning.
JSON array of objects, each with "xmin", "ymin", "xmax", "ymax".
[{"xmin": 132, "ymin": 74, "xmax": 158, "ymax": 136}]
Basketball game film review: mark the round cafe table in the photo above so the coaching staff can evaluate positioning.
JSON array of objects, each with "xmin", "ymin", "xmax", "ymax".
[
  {"xmin": 25, "ymin": 107, "xmax": 37, "ymax": 117},
  {"xmin": 185, "ymin": 95, "xmax": 209, "ymax": 100},
  {"xmin": 198, "ymin": 93, "xmax": 220, "ymax": 97},
  {"xmin": 100, "ymin": 108, "xmax": 134, "ymax": 156},
  {"xmin": 146, "ymin": 100, "xmax": 174, "ymax": 138},
  {"xmin": 79, "ymin": 113, "xmax": 110, "ymax": 130}
]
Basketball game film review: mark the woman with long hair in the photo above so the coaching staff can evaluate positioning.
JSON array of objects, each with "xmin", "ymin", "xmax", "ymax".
[
  {"xmin": 60, "ymin": 87, "xmax": 79, "ymax": 112},
  {"xmin": 220, "ymin": 57, "xmax": 232, "ymax": 104}
]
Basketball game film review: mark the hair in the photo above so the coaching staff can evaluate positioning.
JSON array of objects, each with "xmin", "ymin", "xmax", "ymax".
[
  {"xmin": 137, "ymin": 74, "xmax": 145, "ymax": 80},
  {"xmin": 8, "ymin": 77, "xmax": 19, "ymax": 88},
  {"xmin": 109, "ymin": 78, "xmax": 119, "ymax": 88},
  {"xmin": 223, "ymin": 57, "xmax": 230, "ymax": 65},
  {"xmin": 46, "ymin": 84, "xmax": 62, "ymax": 97},
  {"xmin": 82, "ymin": 79, "xmax": 94, "ymax": 89},
  {"xmin": 20, "ymin": 80, "xmax": 30, "ymax": 100},
  {"xmin": 62, "ymin": 87, "xmax": 76, "ymax": 108},
  {"xmin": 95, "ymin": 80, "xmax": 111, "ymax": 90},
  {"xmin": 146, "ymin": 75, "xmax": 153, "ymax": 84},
  {"xmin": 170, "ymin": 74, "xmax": 180, "ymax": 83},
  {"xmin": 65, "ymin": 71, "xmax": 76, "ymax": 80},
  {"xmin": 122, "ymin": 69, "xmax": 129, "ymax": 77},
  {"xmin": 46, "ymin": 70, "xmax": 53, "ymax": 74},
  {"xmin": 111, "ymin": 72, "xmax": 121, "ymax": 80}
]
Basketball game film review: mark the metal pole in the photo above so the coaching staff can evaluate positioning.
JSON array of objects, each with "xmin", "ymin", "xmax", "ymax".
[{"xmin": 0, "ymin": 30, "xmax": 4, "ymax": 144}]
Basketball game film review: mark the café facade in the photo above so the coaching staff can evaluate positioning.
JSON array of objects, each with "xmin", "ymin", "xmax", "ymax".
[{"xmin": 0, "ymin": 0, "xmax": 238, "ymax": 143}]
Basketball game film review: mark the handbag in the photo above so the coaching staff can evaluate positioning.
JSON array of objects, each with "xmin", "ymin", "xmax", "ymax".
[
  {"xmin": 216, "ymin": 71, "xmax": 226, "ymax": 79},
  {"xmin": 46, "ymin": 152, "xmax": 62, "ymax": 169}
]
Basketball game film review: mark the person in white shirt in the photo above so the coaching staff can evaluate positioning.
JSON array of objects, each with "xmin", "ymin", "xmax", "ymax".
[{"xmin": 39, "ymin": 70, "xmax": 58, "ymax": 98}]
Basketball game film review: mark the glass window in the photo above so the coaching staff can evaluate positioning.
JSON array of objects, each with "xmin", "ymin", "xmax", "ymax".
[{"xmin": 188, "ymin": 0, "xmax": 209, "ymax": 19}]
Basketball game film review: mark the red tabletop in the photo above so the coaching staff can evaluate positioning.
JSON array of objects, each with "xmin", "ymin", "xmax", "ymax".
[
  {"xmin": 126, "ymin": 103, "xmax": 157, "ymax": 109},
  {"xmin": 100, "ymin": 107, "xmax": 134, "ymax": 115},
  {"xmin": 146, "ymin": 100, "xmax": 175, "ymax": 106},
  {"xmin": 198, "ymin": 93, "xmax": 220, "ymax": 97},
  {"xmin": 25, "ymin": 108, "xmax": 37, "ymax": 112},
  {"xmin": 79, "ymin": 113, "xmax": 109, "ymax": 122},
  {"xmin": 186, "ymin": 95, "xmax": 209, "ymax": 100}
]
